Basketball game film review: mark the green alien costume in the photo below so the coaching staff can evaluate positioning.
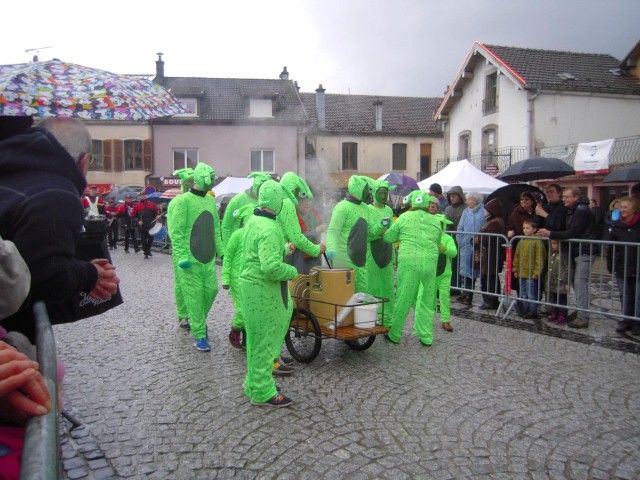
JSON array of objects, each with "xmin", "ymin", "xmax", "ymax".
[
  {"xmin": 239, "ymin": 180, "xmax": 298, "ymax": 404},
  {"xmin": 415, "ymin": 214, "xmax": 457, "ymax": 336},
  {"xmin": 383, "ymin": 191, "xmax": 443, "ymax": 345},
  {"xmin": 279, "ymin": 172, "xmax": 321, "ymax": 267},
  {"xmin": 326, "ymin": 175, "xmax": 383, "ymax": 293},
  {"xmin": 221, "ymin": 172, "xmax": 272, "ymax": 246},
  {"xmin": 367, "ymin": 180, "xmax": 396, "ymax": 325},
  {"xmin": 167, "ymin": 163, "xmax": 224, "ymax": 343},
  {"xmin": 168, "ymin": 167, "xmax": 195, "ymax": 324},
  {"xmin": 221, "ymin": 204, "xmax": 255, "ymax": 332}
]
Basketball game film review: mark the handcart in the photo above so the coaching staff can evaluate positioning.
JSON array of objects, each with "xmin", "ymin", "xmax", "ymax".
[{"xmin": 285, "ymin": 267, "xmax": 390, "ymax": 363}]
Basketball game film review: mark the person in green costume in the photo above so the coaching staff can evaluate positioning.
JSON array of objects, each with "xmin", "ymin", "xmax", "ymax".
[
  {"xmin": 167, "ymin": 167, "xmax": 195, "ymax": 330},
  {"xmin": 221, "ymin": 172, "xmax": 272, "ymax": 246},
  {"xmin": 279, "ymin": 172, "xmax": 325, "ymax": 272},
  {"xmin": 167, "ymin": 163, "xmax": 224, "ymax": 352},
  {"xmin": 239, "ymin": 180, "xmax": 298, "ymax": 407},
  {"xmin": 367, "ymin": 180, "xmax": 397, "ymax": 325},
  {"xmin": 221, "ymin": 204, "xmax": 255, "ymax": 349},
  {"xmin": 326, "ymin": 175, "xmax": 385, "ymax": 293},
  {"xmin": 383, "ymin": 191, "xmax": 443, "ymax": 346}
]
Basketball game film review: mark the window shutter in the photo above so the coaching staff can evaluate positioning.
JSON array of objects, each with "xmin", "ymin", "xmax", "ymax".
[
  {"xmin": 113, "ymin": 140, "xmax": 124, "ymax": 172},
  {"xmin": 103, "ymin": 140, "xmax": 113, "ymax": 172},
  {"xmin": 143, "ymin": 140, "xmax": 152, "ymax": 171}
]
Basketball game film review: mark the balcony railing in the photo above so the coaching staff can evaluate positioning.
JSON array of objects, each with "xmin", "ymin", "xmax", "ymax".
[{"xmin": 539, "ymin": 134, "xmax": 640, "ymax": 167}]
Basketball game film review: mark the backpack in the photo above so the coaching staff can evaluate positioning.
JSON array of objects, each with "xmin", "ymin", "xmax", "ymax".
[{"xmin": 0, "ymin": 234, "xmax": 31, "ymax": 320}]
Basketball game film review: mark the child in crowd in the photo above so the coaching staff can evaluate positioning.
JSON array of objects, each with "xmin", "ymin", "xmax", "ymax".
[
  {"xmin": 546, "ymin": 239, "xmax": 570, "ymax": 324},
  {"xmin": 513, "ymin": 219, "xmax": 547, "ymax": 319}
]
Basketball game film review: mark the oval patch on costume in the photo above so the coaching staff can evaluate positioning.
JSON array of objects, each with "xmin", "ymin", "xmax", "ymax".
[
  {"xmin": 190, "ymin": 211, "xmax": 216, "ymax": 264},
  {"xmin": 371, "ymin": 238, "xmax": 392, "ymax": 268},
  {"xmin": 347, "ymin": 217, "xmax": 368, "ymax": 267}
]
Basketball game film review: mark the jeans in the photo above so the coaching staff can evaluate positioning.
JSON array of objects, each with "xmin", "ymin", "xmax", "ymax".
[
  {"xmin": 572, "ymin": 253, "xmax": 595, "ymax": 321},
  {"xmin": 519, "ymin": 278, "xmax": 539, "ymax": 314}
]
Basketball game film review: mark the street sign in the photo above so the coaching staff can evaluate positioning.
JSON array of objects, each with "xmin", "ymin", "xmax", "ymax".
[{"xmin": 483, "ymin": 163, "xmax": 500, "ymax": 176}]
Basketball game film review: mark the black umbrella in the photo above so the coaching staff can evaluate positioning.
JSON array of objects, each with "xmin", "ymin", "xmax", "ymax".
[
  {"xmin": 485, "ymin": 184, "xmax": 546, "ymax": 223},
  {"xmin": 499, "ymin": 157, "xmax": 575, "ymax": 182},
  {"xmin": 602, "ymin": 163, "xmax": 640, "ymax": 183}
]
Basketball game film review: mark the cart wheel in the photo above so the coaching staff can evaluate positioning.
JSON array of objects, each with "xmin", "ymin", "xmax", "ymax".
[
  {"xmin": 285, "ymin": 307, "xmax": 322, "ymax": 363},
  {"xmin": 345, "ymin": 335, "xmax": 376, "ymax": 351}
]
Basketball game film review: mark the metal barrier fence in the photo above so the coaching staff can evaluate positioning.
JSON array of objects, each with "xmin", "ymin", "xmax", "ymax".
[
  {"xmin": 447, "ymin": 231, "xmax": 640, "ymax": 324},
  {"xmin": 20, "ymin": 302, "xmax": 60, "ymax": 480}
]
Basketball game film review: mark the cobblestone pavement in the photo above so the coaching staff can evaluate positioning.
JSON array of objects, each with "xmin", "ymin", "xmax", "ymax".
[{"xmin": 54, "ymin": 247, "xmax": 640, "ymax": 479}]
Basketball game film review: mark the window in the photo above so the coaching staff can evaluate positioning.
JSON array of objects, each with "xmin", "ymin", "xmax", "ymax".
[
  {"xmin": 392, "ymin": 143, "xmax": 407, "ymax": 171},
  {"xmin": 458, "ymin": 132, "xmax": 471, "ymax": 159},
  {"xmin": 342, "ymin": 142, "xmax": 358, "ymax": 170},
  {"xmin": 249, "ymin": 99, "xmax": 273, "ymax": 118},
  {"xmin": 124, "ymin": 140, "xmax": 143, "ymax": 170},
  {"xmin": 175, "ymin": 98, "xmax": 198, "ymax": 116},
  {"xmin": 251, "ymin": 149, "xmax": 275, "ymax": 172},
  {"xmin": 90, "ymin": 139, "xmax": 104, "ymax": 171},
  {"xmin": 482, "ymin": 127, "xmax": 498, "ymax": 163},
  {"xmin": 483, "ymin": 72, "xmax": 498, "ymax": 114},
  {"xmin": 173, "ymin": 149, "xmax": 198, "ymax": 171}
]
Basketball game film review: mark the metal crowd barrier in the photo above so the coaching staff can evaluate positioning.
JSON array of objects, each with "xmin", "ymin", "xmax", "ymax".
[
  {"xmin": 447, "ymin": 230, "xmax": 640, "ymax": 323},
  {"xmin": 20, "ymin": 302, "xmax": 60, "ymax": 480}
]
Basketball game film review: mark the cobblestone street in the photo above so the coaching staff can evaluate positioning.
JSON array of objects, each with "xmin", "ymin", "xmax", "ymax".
[{"xmin": 55, "ymin": 247, "xmax": 640, "ymax": 479}]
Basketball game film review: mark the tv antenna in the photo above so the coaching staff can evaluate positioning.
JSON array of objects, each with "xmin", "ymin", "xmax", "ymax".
[{"xmin": 25, "ymin": 46, "xmax": 53, "ymax": 62}]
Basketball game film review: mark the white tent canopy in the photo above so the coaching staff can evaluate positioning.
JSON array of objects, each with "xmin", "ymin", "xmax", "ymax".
[
  {"xmin": 212, "ymin": 176, "xmax": 252, "ymax": 196},
  {"xmin": 417, "ymin": 159, "xmax": 507, "ymax": 195}
]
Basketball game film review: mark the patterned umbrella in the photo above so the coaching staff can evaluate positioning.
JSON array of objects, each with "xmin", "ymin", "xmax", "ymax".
[
  {"xmin": 0, "ymin": 59, "xmax": 188, "ymax": 121},
  {"xmin": 377, "ymin": 173, "xmax": 420, "ymax": 197}
]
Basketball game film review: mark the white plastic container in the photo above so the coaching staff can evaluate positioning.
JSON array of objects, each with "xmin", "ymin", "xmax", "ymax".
[{"xmin": 354, "ymin": 303, "xmax": 377, "ymax": 329}]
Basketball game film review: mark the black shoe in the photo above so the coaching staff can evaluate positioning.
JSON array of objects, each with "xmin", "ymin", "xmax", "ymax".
[
  {"xmin": 616, "ymin": 322, "xmax": 632, "ymax": 334},
  {"xmin": 124, "ymin": 249, "xmax": 130, "ymax": 253},
  {"xmin": 144, "ymin": 254, "xmax": 149, "ymax": 259},
  {"xmin": 568, "ymin": 318, "xmax": 589, "ymax": 329},
  {"xmin": 478, "ymin": 303, "xmax": 495, "ymax": 311},
  {"xmin": 135, "ymin": 249, "xmax": 141, "ymax": 253},
  {"xmin": 523, "ymin": 311, "xmax": 539, "ymax": 319},
  {"xmin": 148, "ymin": 252, "xmax": 153, "ymax": 257}
]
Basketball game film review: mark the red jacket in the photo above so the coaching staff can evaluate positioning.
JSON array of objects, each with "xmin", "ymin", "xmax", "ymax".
[{"xmin": 131, "ymin": 200, "xmax": 159, "ymax": 228}]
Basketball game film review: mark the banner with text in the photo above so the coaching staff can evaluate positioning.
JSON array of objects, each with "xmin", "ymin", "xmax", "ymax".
[{"xmin": 574, "ymin": 139, "xmax": 614, "ymax": 175}]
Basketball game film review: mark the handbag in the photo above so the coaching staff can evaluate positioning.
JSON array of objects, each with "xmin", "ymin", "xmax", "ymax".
[{"xmin": 0, "ymin": 234, "xmax": 31, "ymax": 320}]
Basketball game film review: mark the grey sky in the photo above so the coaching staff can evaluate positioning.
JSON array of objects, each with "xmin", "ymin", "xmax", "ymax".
[{"xmin": 0, "ymin": 0, "xmax": 637, "ymax": 98}]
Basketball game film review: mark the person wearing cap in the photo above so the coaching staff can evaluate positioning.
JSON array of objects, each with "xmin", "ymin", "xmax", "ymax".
[
  {"xmin": 383, "ymin": 191, "xmax": 443, "ymax": 345},
  {"xmin": 116, "ymin": 194, "xmax": 139, "ymax": 253},
  {"xmin": 238, "ymin": 180, "xmax": 298, "ymax": 407},
  {"xmin": 167, "ymin": 163, "xmax": 224, "ymax": 352},
  {"xmin": 429, "ymin": 183, "xmax": 448, "ymax": 213},
  {"xmin": 104, "ymin": 197, "xmax": 119, "ymax": 250},
  {"xmin": 82, "ymin": 185, "xmax": 105, "ymax": 219},
  {"xmin": 131, "ymin": 187, "xmax": 161, "ymax": 259},
  {"xmin": 167, "ymin": 168, "xmax": 195, "ymax": 330},
  {"xmin": 367, "ymin": 180, "xmax": 396, "ymax": 325}
]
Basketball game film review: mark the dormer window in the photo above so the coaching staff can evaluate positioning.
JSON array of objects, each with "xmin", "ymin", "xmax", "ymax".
[
  {"xmin": 175, "ymin": 98, "xmax": 198, "ymax": 117},
  {"xmin": 249, "ymin": 98, "xmax": 273, "ymax": 118}
]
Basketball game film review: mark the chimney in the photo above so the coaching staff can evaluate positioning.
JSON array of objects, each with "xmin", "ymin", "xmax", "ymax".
[
  {"xmin": 315, "ymin": 84, "xmax": 326, "ymax": 130},
  {"xmin": 279, "ymin": 66, "xmax": 289, "ymax": 80},
  {"xmin": 374, "ymin": 99, "xmax": 383, "ymax": 132},
  {"xmin": 155, "ymin": 52, "xmax": 165, "ymax": 85},
  {"xmin": 294, "ymin": 80, "xmax": 300, "ymax": 91}
]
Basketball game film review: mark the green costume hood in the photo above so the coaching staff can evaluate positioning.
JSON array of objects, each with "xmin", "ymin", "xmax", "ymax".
[
  {"xmin": 348, "ymin": 175, "xmax": 374, "ymax": 202},
  {"xmin": 409, "ymin": 191, "xmax": 435, "ymax": 210},
  {"xmin": 173, "ymin": 167, "xmax": 195, "ymax": 193},
  {"xmin": 258, "ymin": 180, "xmax": 296, "ymax": 215},
  {"xmin": 194, "ymin": 163, "xmax": 216, "ymax": 191},
  {"xmin": 248, "ymin": 172, "xmax": 273, "ymax": 196},
  {"xmin": 372, "ymin": 180, "xmax": 396, "ymax": 205},
  {"xmin": 280, "ymin": 172, "xmax": 313, "ymax": 200},
  {"xmin": 402, "ymin": 190, "xmax": 422, "ymax": 207}
]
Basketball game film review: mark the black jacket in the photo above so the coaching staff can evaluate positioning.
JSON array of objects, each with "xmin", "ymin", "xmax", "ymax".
[
  {"xmin": 0, "ymin": 127, "xmax": 98, "ymax": 338},
  {"xmin": 541, "ymin": 200, "xmax": 567, "ymax": 232},
  {"xmin": 549, "ymin": 200, "xmax": 598, "ymax": 257},
  {"xmin": 606, "ymin": 214, "xmax": 640, "ymax": 278}
]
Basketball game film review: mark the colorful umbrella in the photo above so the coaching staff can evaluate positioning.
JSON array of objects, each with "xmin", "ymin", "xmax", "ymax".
[
  {"xmin": 377, "ymin": 173, "xmax": 420, "ymax": 197},
  {"xmin": 0, "ymin": 59, "xmax": 188, "ymax": 121}
]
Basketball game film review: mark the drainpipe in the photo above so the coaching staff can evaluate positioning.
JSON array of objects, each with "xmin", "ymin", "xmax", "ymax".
[
  {"xmin": 527, "ymin": 87, "xmax": 541, "ymax": 158},
  {"xmin": 316, "ymin": 84, "xmax": 326, "ymax": 130}
]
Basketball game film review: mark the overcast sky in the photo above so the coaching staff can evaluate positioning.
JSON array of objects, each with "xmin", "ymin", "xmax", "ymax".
[{"xmin": 0, "ymin": 0, "xmax": 637, "ymax": 98}]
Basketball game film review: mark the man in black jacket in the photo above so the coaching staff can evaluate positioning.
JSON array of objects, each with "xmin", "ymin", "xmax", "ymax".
[
  {"xmin": 538, "ymin": 187, "xmax": 597, "ymax": 329},
  {"xmin": 535, "ymin": 183, "xmax": 567, "ymax": 231},
  {"xmin": 0, "ymin": 117, "xmax": 120, "ymax": 341}
]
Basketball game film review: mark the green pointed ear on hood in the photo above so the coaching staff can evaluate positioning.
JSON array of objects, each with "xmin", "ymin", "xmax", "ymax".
[
  {"xmin": 248, "ymin": 172, "xmax": 272, "ymax": 196},
  {"xmin": 280, "ymin": 172, "xmax": 313, "ymax": 200},
  {"xmin": 401, "ymin": 190, "xmax": 421, "ymax": 207},
  {"xmin": 280, "ymin": 182, "xmax": 298, "ymax": 206},
  {"xmin": 173, "ymin": 167, "xmax": 195, "ymax": 193},
  {"xmin": 434, "ymin": 213, "xmax": 453, "ymax": 230},
  {"xmin": 411, "ymin": 191, "xmax": 435, "ymax": 210},
  {"xmin": 232, "ymin": 203, "xmax": 256, "ymax": 227},
  {"xmin": 348, "ymin": 175, "xmax": 374, "ymax": 202},
  {"xmin": 194, "ymin": 163, "xmax": 216, "ymax": 191},
  {"xmin": 258, "ymin": 179, "xmax": 286, "ymax": 214}
]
